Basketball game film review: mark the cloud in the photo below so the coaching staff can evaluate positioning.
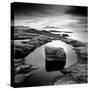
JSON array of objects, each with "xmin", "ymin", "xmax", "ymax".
[
  {"xmin": 12, "ymin": 2, "xmax": 87, "ymax": 32},
  {"xmin": 66, "ymin": 6, "xmax": 88, "ymax": 16},
  {"xmin": 12, "ymin": 2, "xmax": 70, "ymax": 20}
]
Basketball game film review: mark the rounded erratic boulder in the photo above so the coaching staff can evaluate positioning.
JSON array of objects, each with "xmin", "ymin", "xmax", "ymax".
[{"xmin": 45, "ymin": 46, "xmax": 66, "ymax": 71}]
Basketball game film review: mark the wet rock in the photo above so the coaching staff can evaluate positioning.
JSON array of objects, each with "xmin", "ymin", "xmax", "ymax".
[
  {"xmin": 69, "ymin": 40, "xmax": 86, "ymax": 47},
  {"xmin": 61, "ymin": 38, "xmax": 86, "ymax": 47},
  {"xmin": 14, "ymin": 58, "xmax": 25, "ymax": 63},
  {"xmin": 69, "ymin": 64, "xmax": 88, "ymax": 83},
  {"xmin": 14, "ymin": 58, "xmax": 25, "ymax": 67},
  {"xmin": 73, "ymin": 46, "xmax": 88, "ymax": 64},
  {"xmin": 14, "ymin": 74, "xmax": 25, "ymax": 84},
  {"xmin": 52, "ymin": 44, "xmax": 88, "ymax": 85},
  {"xmin": 53, "ymin": 63, "xmax": 88, "ymax": 85},
  {"xmin": 61, "ymin": 38, "xmax": 73, "ymax": 43},
  {"xmin": 14, "ymin": 66, "xmax": 39, "ymax": 86},
  {"xmin": 54, "ymin": 74, "xmax": 76, "ymax": 85},
  {"xmin": 60, "ymin": 69, "xmax": 72, "ymax": 74},
  {"xmin": 15, "ymin": 64, "xmax": 32, "ymax": 74},
  {"xmin": 14, "ymin": 45, "xmax": 35, "ymax": 59},
  {"xmin": 62, "ymin": 34, "xmax": 69, "ymax": 37},
  {"xmin": 45, "ymin": 46, "xmax": 66, "ymax": 71},
  {"xmin": 13, "ymin": 35, "xmax": 53, "ymax": 59}
]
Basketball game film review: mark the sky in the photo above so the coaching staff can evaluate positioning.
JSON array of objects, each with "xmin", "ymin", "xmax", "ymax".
[{"xmin": 11, "ymin": 2, "xmax": 88, "ymax": 31}]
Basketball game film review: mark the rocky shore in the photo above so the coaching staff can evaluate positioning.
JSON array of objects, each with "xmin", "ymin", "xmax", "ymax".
[
  {"xmin": 50, "ymin": 39, "xmax": 88, "ymax": 85},
  {"xmin": 12, "ymin": 26, "xmax": 58, "ymax": 86},
  {"xmin": 12, "ymin": 26, "xmax": 88, "ymax": 87}
]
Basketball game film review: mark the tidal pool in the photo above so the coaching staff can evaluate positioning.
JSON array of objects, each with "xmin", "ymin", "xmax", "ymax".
[
  {"xmin": 25, "ymin": 40, "xmax": 77, "ymax": 68},
  {"xmin": 24, "ymin": 40, "xmax": 78, "ymax": 86}
]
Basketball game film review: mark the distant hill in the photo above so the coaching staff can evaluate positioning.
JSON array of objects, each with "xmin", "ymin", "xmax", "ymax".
[
  {"xmin": 49, "ymin": 30, "xmax": 62, "ymax": 32},
  {"xmin": 44, "ymin": 26, "xmax": 60, "ymax": 29},
  {"xmin": 49, "ymin": 30, "xmax": 72, "ymax": 33}
]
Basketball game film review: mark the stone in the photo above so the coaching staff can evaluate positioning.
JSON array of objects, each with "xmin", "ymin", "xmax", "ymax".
[
  {"xmin": 45, "ymin": 46, "xmax": 66, "ymax": 71},
  {"xmin": 62, "ymin": 34, "xmax": 69, "ymax": 37},
  {"xmin": 14, "ymin": 74, "xmax": 25, "ymax": 84},
  {"xmin": 15, "ymin": 64, "xmax": 32, "ymax": 74}
]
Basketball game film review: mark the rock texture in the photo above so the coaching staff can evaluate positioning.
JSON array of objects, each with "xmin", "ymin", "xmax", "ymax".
[
  {"xmin": 53, "ymin": 63, "xmax": 87, "ymax": 85},
  {"xmin": 51, "ymin": 42, "xmax": 88, "ymax": 85},
  {"xmin": 61, "ymin": 38, "xmax": 86, "ymax": 47},
  {"xmin": 12, "ymin": 26, "xmax": 88, "ymax": 87},
  {"xmin": 45, "ymin": 46, "xmax": 66, "ymax": 71}
]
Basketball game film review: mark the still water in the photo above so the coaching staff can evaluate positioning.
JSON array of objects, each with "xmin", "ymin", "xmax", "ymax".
[
  {"xmin": 25, "ymin": 40, "xmax": 77, "ymax": 68},
  {"xmin": 24, "ymin": 40, "xmax": 78, "ymax": 86}
]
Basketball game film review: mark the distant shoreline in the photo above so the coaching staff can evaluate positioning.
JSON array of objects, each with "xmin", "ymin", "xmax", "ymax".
[{"xmin": 49, "ymin": 30, "xmax": 73, "ymax": 33}]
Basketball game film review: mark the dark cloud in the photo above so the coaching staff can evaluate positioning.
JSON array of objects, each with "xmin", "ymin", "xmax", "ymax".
[
  {"xmin": 66, "ymin": 6, "xmax": 88, "ymax": 16},
  {"xmin": 11, "ymin": 2, "xmax": 56, "ymax": 20},
  {"xmin": 11, "ymin": 2, "xmax": 88, "ymax": 20},
  {"xmin": 11, "ymin": 2, "xmax": 88, "ymax": 31},
  {"xmin": 12, "ymin": 2, "xmax": 52, "ymax": 16},
  {"xmin": 11, "ymin": 2, "xmax": 70, "ymax": 20}
]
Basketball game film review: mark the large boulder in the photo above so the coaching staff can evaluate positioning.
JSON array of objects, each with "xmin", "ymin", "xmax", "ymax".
[{"xmin": 45, "ymin": 46, "xmax": 66, "ymax": 71}]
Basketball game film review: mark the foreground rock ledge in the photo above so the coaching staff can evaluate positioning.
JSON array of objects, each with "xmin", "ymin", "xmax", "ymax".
[{"xmin": 50, "ymin": 44, "xmax": 88, "ymax": 85}]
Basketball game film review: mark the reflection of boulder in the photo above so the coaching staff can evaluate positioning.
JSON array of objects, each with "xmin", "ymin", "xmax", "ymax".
[{"xmin": 45, "ymin": 46, "xmax": 66, "ymax": 71}]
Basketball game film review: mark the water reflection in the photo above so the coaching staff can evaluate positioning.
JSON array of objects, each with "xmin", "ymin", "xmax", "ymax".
[
  {"xmin": 25, "ymin": 40, "xmax": 78, "ymax": 85},
  {"xmin": 25, "ymin": 45, "xmax": 45, "ymax": 67},
  {"xmin": 45, "ymin": 61, "xmax": 66, "ymax": 72}
]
